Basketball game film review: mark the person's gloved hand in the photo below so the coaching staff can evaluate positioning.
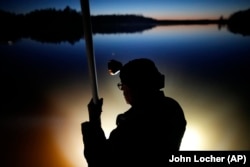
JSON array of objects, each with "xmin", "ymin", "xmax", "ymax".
[{"xmin": 87, "ymin": 98, "xmax": 103, "ymax": 124}]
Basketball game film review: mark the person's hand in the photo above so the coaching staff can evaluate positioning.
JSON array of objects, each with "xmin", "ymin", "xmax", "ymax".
[{"xmin": 87, "ymin": 98, "xmax": 103, "ymax": 124}]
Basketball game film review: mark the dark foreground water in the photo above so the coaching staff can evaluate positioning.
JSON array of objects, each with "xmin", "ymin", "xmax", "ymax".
[{"xmin": 1, "ymin": 25, "xmax": 249, "ymax": 166}]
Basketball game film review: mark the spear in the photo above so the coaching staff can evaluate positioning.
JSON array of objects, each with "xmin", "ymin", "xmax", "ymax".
[{"xmin": 80, "ymin": 0, "xmax": 99, "ymax": 104}]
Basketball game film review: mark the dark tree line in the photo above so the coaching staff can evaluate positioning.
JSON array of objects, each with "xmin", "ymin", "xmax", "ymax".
[
  {"xmin": 227, "ymin": 8, "xmax": 250, "ymax": 36},
  {"xmin": 0, "ymin": 6, "xmax": 157, "ymax": 44},
  {"xmin": 1, "ymin": 6, "xmax": 83, "ymax": 44},
  {"xmin": 91, "ymin": 14, "xmax": 156, "ymax": 34},
  {"xmin": 0, "ymin": 6, "xmax": 249, "ymax": 44},
  {"xmin": 23, "ymin": 6, "xmax": 82, "ymax": 43}
]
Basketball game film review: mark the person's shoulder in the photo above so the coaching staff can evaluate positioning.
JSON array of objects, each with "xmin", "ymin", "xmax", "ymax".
[
  {"xmin": 160, "ymin": 96, "xmax": 184, "ymax": 115},
  {"xmin": 163, "ymin": 96, "xmax": 181, "ymax": 106},
  {"xmin": 115, "ymin": 107, "xmax": 134, "ymax": 125},
  {"xmin": 161, "ymin": 96, "xmax": 186, "ymax": 124}
]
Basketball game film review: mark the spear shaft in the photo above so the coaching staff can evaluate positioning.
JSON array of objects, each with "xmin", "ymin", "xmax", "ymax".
[{"xmin": 80, "ymin": 0, "xmax": 99, "ymax": 104}]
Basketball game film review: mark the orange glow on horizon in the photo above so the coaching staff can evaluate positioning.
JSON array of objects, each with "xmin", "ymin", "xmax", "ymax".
[{"xmin": 153, "ymin": 15, "xmax": 222, "ymax": 21}]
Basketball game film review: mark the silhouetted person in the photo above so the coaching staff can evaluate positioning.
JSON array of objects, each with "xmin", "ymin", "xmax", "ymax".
[{"xmin": 81, "ymin": 58, "xmax": 187, "ymax": 167}]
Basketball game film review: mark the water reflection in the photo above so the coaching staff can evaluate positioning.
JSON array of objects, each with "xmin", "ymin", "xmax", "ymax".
[{"xmin": 1, "ymin": 25, "xmax": 249, "ymax": 167}]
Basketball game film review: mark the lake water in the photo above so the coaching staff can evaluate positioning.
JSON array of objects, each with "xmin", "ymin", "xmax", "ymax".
[{"xmin": 1, "ymin": 24, "xmax": 250, "ymax": 167}]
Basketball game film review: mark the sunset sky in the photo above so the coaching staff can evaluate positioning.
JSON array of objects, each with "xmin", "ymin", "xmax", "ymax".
[{"xmin": 1, "ymin": 0, "xmax": 250, "ymax": 19}]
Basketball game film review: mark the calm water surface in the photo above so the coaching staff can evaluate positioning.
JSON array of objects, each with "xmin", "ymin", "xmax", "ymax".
[{"xmin": 1, "ymin": 25, "xmax": 249, "ymax": 166}]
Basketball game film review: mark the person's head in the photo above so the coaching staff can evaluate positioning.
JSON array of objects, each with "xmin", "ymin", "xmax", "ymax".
[{"xmin": 118, "ymin": 58, "xmax": 164, "ymax": 105}]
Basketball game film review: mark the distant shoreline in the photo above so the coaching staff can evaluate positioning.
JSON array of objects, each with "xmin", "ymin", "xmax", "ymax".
[
  {"xmin": 156, "ymin": 19, "xmax": 227, "ymax": 25},
  {"xmin": 0, "ymin": 7, "xmax": 249, "ymax": 44}
]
